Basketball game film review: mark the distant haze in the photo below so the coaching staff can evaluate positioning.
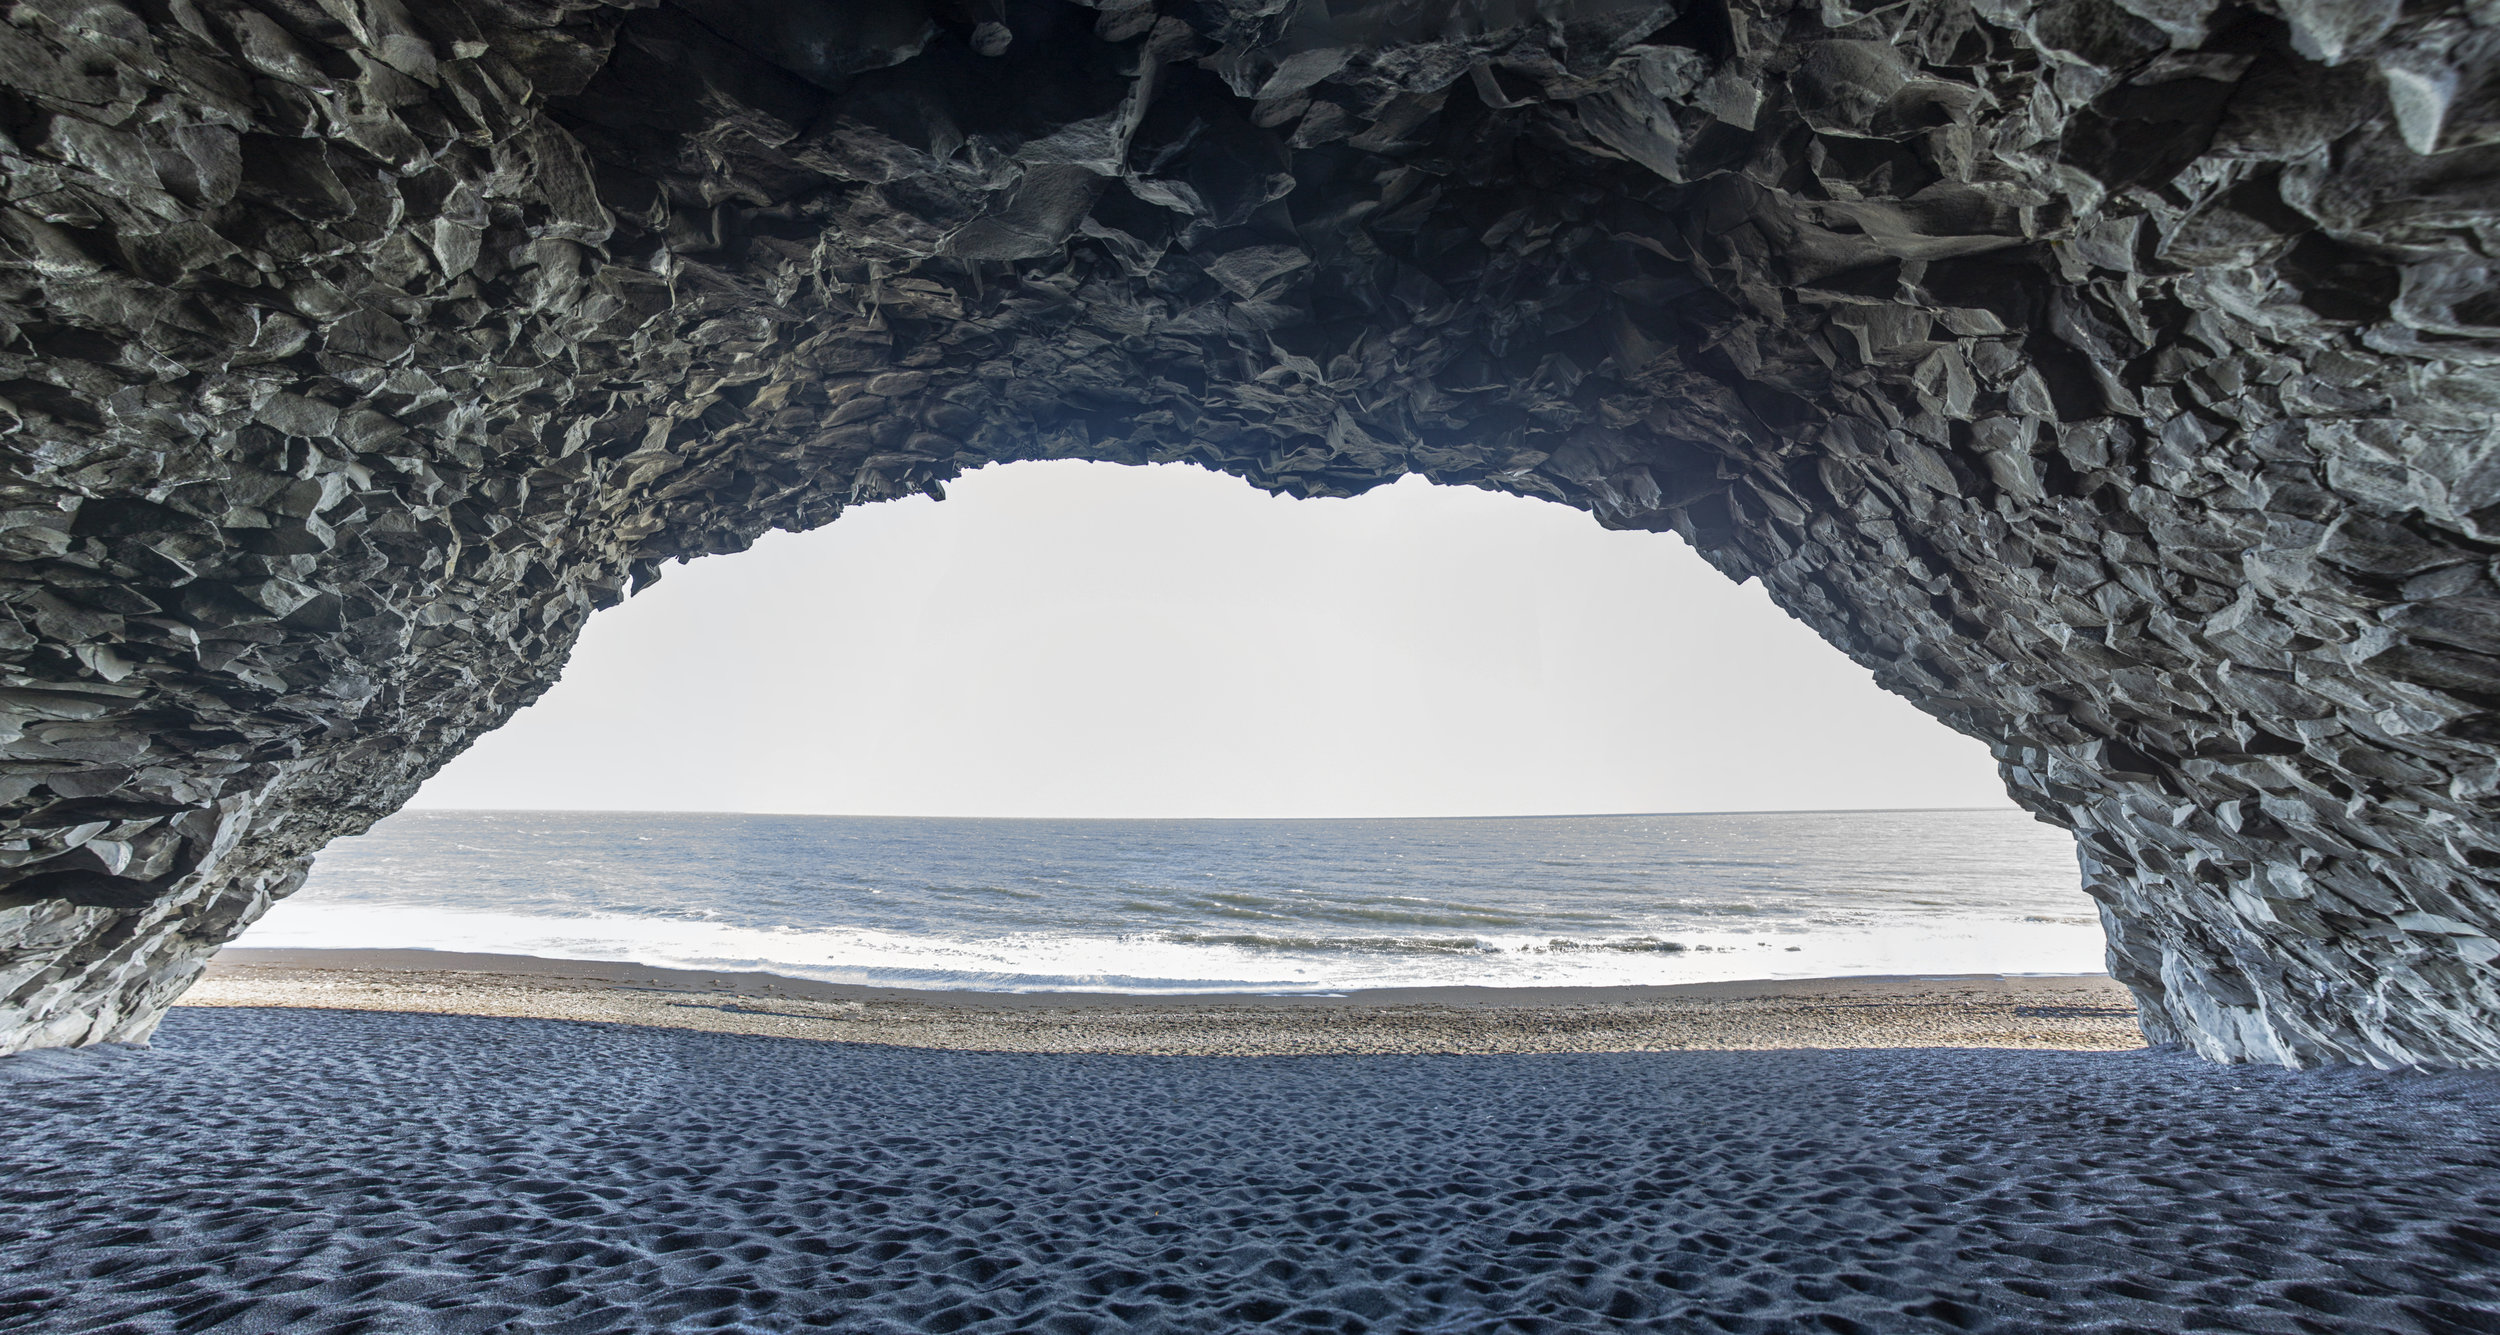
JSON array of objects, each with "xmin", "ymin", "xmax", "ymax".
[{"xmin": 412, "ymin": 461, "xmax": 2015, "ymax": 817}]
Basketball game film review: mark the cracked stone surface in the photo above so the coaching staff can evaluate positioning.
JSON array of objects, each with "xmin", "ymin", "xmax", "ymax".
[{"xmin": 2, "ymin": 0, "xmax": 2498, "ymax": 1065}]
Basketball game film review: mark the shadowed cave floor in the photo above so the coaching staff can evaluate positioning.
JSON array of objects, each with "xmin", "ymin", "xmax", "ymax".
[{"xmin": 1, "ymin": 1009, "xmax": 2496, "ymax": 1334}]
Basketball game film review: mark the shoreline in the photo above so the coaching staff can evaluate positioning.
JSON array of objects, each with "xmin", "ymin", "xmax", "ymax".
[{"xmin": 186, "ymin": 947, "xmax": 2146, "ymax": 1055}]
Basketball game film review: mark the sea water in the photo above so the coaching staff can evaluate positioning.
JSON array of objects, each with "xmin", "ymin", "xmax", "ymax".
[{"xmin": 236, "ymin": 809, "xmax": 2105, "ymax": 991}]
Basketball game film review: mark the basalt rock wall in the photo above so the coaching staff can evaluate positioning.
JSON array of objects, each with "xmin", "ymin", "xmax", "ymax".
[{"xmin": 2, "ymin": 0, "xmax": 2497, "ymax": 1064}]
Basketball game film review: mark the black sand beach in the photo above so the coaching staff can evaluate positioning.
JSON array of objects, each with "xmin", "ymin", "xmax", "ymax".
[{"xmin": 5, "ymin": 1004, "xmax": 2497, "ymax": 1333}]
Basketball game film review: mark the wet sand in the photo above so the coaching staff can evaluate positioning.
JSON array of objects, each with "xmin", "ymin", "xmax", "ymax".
[
  {"xmin": 5, "ymin": 1005, "xmax": 2496, "ymax": 1333},
  {"xmin": 184, "ymin": 947, "xmax": 2147, "ymax": 1055}
]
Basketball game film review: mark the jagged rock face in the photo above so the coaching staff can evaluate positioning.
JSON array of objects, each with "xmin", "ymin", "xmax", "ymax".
[{"xmin": 3, "ymin": 0, "xmax": 2498, "ymax": 1065}]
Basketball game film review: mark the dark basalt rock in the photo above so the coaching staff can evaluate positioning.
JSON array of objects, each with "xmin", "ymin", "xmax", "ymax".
[{"xmin": 1, "ymin": 0, "xmax": 2497, "ymax": 1065}]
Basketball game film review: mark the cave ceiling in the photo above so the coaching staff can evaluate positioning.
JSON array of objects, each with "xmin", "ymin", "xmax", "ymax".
[{"xmin": 4, "ymin": 0, "xmax": 2500, "ymax": 1066}]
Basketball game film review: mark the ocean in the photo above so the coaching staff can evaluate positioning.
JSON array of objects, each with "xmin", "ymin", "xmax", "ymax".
[{"xmin": 233, "ymin": 809, "xmax": 2107, "ymax": 992}]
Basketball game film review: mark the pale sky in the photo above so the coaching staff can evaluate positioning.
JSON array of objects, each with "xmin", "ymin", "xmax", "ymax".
[{"xmin": 412, "ymin": 460, "xmax": 2013, "ymax": 817}]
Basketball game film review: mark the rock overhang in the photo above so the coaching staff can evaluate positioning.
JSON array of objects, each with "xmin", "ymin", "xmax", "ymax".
[{"xmin": 2, "ymin": 0, "xmax": 2499, "ymax": 1066}]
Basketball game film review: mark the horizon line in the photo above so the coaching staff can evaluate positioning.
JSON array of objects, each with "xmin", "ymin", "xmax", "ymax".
[{"xmin": 391, "ymin": 805, "xmax": 2029, "ymax": 822}]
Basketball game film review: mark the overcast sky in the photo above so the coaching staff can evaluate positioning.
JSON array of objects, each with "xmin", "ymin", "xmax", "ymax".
[{"xmin": 411, "ymin": 461, "xmax": 2013, "ymax": 817}]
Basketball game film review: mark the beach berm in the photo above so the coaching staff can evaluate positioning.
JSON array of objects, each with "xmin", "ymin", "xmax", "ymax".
[{"xmin": 183, "ymin": 949, "xmax": 2146, "ymax": 1056}]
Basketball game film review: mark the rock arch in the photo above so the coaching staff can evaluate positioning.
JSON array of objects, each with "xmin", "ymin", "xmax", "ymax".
[{"xmin": 3, "ymin": 0, "xmax": 2497, "ymax": 1064}]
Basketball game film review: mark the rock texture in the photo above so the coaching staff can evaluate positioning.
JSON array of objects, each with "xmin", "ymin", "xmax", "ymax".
[{"xmin": 1, "ymin": 0, "xmax": 2497, "ymax": 1065}]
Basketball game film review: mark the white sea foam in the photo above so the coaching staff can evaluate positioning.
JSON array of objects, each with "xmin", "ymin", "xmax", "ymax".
[
  {"xmin": 237, "ymin": 898, "xmax": 2107, "ymax": 992},
  {"xmin": 229, "ymin": 810, "xmax": 2109, "ymax": 992}
]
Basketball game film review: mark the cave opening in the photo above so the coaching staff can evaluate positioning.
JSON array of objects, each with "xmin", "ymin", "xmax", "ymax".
[{"xmin": 231, "ymin": 457, "xmax": 2099, "ymax": 994}]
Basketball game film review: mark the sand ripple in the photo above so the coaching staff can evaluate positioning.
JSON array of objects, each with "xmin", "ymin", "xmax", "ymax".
[{"xmin": 3, "ymin": 1008, "xmax": 2496, "ymax": 1333}]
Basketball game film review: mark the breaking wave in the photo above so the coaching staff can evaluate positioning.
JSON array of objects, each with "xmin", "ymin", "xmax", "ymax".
[{"xmin": 238, "ymin": 810, "xmax": 2108, "ymax": 992}]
